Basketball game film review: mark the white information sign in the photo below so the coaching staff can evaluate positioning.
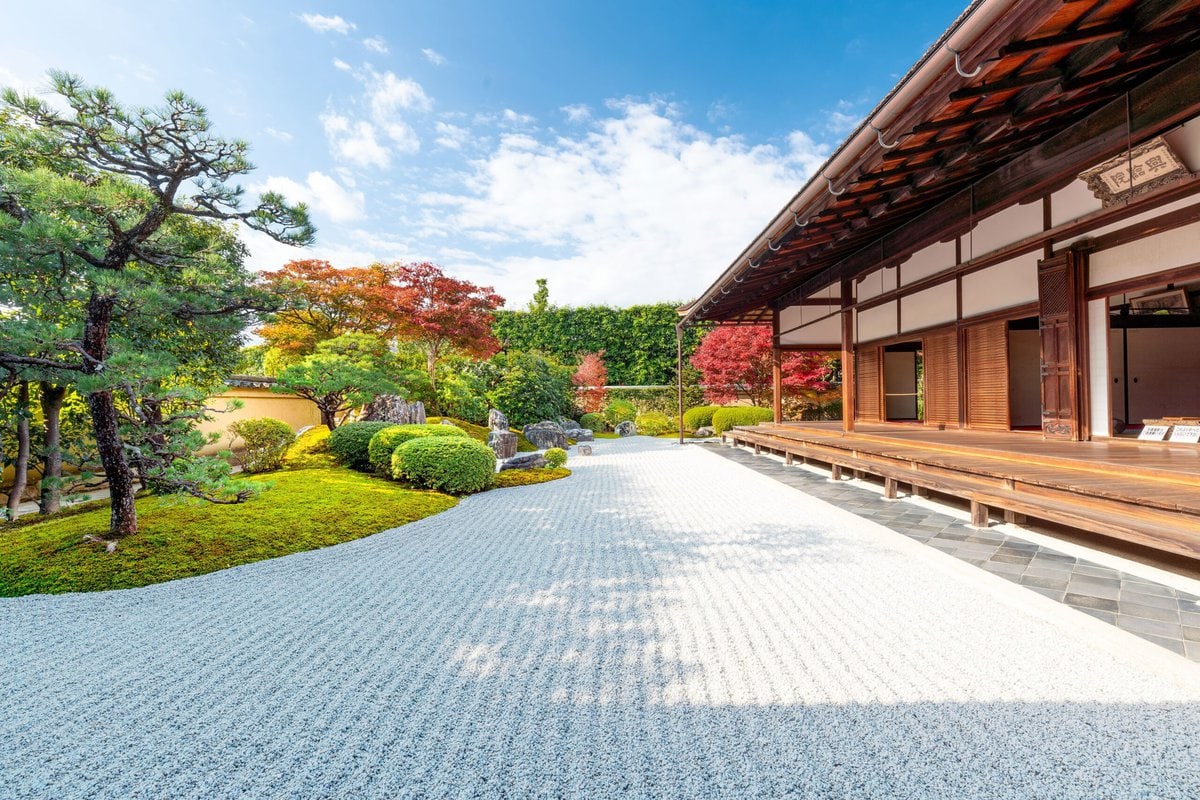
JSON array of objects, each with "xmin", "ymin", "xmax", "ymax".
[
  {"xmin": 1168, "ymin": 425, "xmax": 1200, "ymax": 444},
  {"xmin": 1138, "ymin": 425, "xmax": 1170, "ymax": 441}
]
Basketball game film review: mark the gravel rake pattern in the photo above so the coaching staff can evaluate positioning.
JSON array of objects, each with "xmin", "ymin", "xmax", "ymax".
[{"xmin": 2, "ymin": 436, "xmax": 1199, "ymax": 799}]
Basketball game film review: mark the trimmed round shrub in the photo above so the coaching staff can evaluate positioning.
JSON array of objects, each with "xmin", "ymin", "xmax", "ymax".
[
  {"xmin": 579, "ymin": 412, "xmax": 606, "ymax": 432},
  {"xmin": 682, "ymin": 405, "xmax": 723, "ymax": 431},
  {"xmin": 634, "ymin": 411, "xmax": 673, "ymax": 436},
  {"xmin": 602, "ymin": 398, "xmax": 637, "ymax": 427},
  {"xmin": 328, "ymin": 420, "xmax": 395, "ymax": 471},
  {"xmin": 711, "ymin": 406, "xmax": 774, "ymax": 435},
  {"xmin": 229, "ymin": 417, "xmax": 295, "ymax": 474},
  {"xmin": 391, "ymin": 437, "xmax": 496, "ymax": 494},
  {"xmin": 544, "ymin": 447, "xmax": 568, "ymax": 469},
  {"xmin": 367, "ymin": 423, "xmax": 467, "ymax": 473}
]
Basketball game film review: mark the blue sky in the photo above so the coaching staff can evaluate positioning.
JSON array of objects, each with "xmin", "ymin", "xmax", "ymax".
[{"xmin": 1, "ymin": 1, "xmax": 965, "ymax": 308}]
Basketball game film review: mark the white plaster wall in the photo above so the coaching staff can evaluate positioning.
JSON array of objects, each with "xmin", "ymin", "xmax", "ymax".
[
  {"xmin": 960, "ymin": 253, "xmax": 1039, "ymax": 318},
  {"xmin": 811, "ymin": 282, "xmax": 841, "ymax": 302},
  {"xmin": 1165, "ymin": 115, "xmax": 1200, "ymax": 171},
  {"xmin": 900, "ymin": 281, "xmax": 957, "ymax": 332},
  {"xmin": 1090, "ymin": 219, "xmax": 1200, "ymax": 289},
  {"xmin": 778, "ymin": 313, "xmax": 842, "ymax": 346},
  {"xmin": 967, "ymin": 200, "xmax": 1043, "ymax": 260},
  {"xmin": 857, "ymin": 301, "xmax": 897, "ymax": 343},
  {"xmin": 779, "ymin": 303, "xmax": 838, "ymax": 333},
  {"xmin": 1057, "ymin": 195, "xmax": 1200, "ymax": 250},
  {"xmin": 1051, "ymin": 179, "xmax": 1103, "ymax": 228},
  {"xmin": 856, "ymin": 266, "xmax": 898, "ymax": 302},
  {"xmin": 900, "ymin": 239, "xmax": 957, "ymax": 285},
  {"xmin": 1089, "ymin": 298, "xmax": 1111, "ymax": 437}
]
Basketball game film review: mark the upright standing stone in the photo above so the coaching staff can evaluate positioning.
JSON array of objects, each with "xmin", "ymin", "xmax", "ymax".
[
  {"xmin": 488, "ymin": 430, "xmax": 518, "ymax": 460},
  {"xmin": 487, "ymin": 408, "xmax": 510, "ymax": 431},
  {"xmin": 362, "ymin": 396, "xmax": 426, "ymax": 425},
  {"xmin": 615, "ymin": 420, "xmax": 637, "ymax": 437}
]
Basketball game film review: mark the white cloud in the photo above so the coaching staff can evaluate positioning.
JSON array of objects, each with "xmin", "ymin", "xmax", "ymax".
[
  {"xmin": 561, "ymin": 104, "xmax": 591, "ymax": 123},
  {"xmin": 823, "ymin": 99, "xmax": 863, "ymax": 136},
  {"xmin": 332, "ymin": 58, "xmax": 352, "ymax": 71},
  {"xmin": 299, "ymin": 13, "xmax": 355, "ymax": 35},
  {"xmin": 421, "ymin": 48, "xmax": 447, "ymax": 66},
  {"xmin": 320, "ymin": 112, "xmax": 390, "ymax": 168},
  {"xmin": 256, "ymin": 171, "xmax": 366, "ymax": 223},
  {"xmin": 418, "ymin": 100, "xmax": 829, "ymax": 307},
  {"xmin": 264, "ymin": 127, "xmax": 293, "ymax": 142},
  {"xmin": 434, "ymin": 121, "xmax": 470, "ymax": 150},
  {"xmin": 362, "ymin": 36, "xmax": 389, "ymax": 54}
]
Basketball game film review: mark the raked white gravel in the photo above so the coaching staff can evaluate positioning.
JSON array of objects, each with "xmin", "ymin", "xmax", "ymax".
[{"xmin": 2, "ymin": 436, "xmax": 1198, "ymax": 799}]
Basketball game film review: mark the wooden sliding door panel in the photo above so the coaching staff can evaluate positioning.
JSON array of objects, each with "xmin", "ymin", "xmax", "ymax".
[
  {"xmin": 965, "ymin": 320, "xmax": 1009, "ymax": 430},
  {"xmin": 856, "ymin": 346, "xmax": 881, "ymax": 422},
  {"xmin": 1038, "ymin": 251, "xmax": 1082, "ymax": 439},
  {"xmin": 924, "ymin": 329, "xmax": 960, "ymax": 427}
]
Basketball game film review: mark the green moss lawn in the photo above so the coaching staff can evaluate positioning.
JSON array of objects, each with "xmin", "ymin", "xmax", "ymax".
[
  {"xmin": 0, "ymin": 467, "xmax": 457, "ymax": 597},
  {"xmin": 494, "ymin": 468, "xmax": 571, "ymax": 488}
]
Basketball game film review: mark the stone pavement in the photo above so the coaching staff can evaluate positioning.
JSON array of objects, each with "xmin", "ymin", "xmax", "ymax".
[
  {"xmin": 2, "ymin": 436, "xmax": 1198, "ymax": 799},
  {"xmin": 705, "ymin": 442, "xmax": 1200, "ymax": 662}
]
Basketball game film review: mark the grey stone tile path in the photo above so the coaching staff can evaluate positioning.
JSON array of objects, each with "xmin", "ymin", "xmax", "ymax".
[
  {"xmin": 2, "ymin": 437, "xmax": 1199, "ymax": 799},
  {"xmin": 706, "ymin": 442, "xmax": 1200, "ymax": 662}
]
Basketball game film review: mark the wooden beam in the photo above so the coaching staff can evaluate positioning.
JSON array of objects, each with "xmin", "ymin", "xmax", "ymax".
[
  {"xmin": 841, "ymin": 279, "xmax": 856, "ymax": 433},
  {"xmin": 772, "ymin": 310, "xmax": 783, "ymax": 425},
  {"xmin": 949, "ymin": 69, "xmax": 1062, "ymax": 101},
  {"xmin": 998, "ymin": 20, "xmax": 1126, "ymax": 57}
]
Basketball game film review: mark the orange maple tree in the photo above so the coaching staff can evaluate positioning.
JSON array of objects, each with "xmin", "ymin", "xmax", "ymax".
[{"xmin": 571, "ymin": 351, "xmax": 609, "ymax": 412}]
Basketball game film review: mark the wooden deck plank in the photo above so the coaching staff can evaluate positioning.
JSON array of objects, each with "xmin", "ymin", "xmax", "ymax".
[{"xmin": 724, "ymin": 422, "xmax": 1200, "ymax": 560}]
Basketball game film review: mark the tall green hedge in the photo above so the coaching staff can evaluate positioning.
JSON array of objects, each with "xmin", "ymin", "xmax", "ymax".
[
  {"xmin": 492, "ymin": 304, "xmax": 710, "ymax": 386},
  {"xmin": 711, "ymin": 406, "xmax": 774, "ymax": 435}
]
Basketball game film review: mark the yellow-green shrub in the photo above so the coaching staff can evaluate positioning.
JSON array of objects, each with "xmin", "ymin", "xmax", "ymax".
[
  {"xmin": 367, "ymin": 423, "xmax": 467, "ymax": 473},
  {"xmin": 391, "ymin": 437, "xmax": 496, "ymax": 494},
  {"xmin": 711, "ymin": 406, "xmax": 773, "ymax": 435}
]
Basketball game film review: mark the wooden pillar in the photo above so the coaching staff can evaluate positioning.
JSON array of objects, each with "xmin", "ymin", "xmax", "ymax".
[
  {"xmin": 840, "ymin": 279, "xmax": 856, "ymax": 432},
  {"xmin": 771, "ymin": 308, "xmax": 783, "ymax": 424},
  {"xmin": 831, "ymin": 464, "xmax": 843, "ymax": 481},
  {"xmin": 970, "ymin": 500, "xmax": 990, "ymax": 528},
  {"xmin": 912, "ymin": 484, "xmax": 928, "ymax": 498},
  {"xmin": 785, "ymin": 452, "xmax": 794, "ymax": 465},
  {"xmin": 884, "ymin": 477, "xmax": 898, "ymax": 499},
  {"xmin": 1003, "ymin": 509, "xmax": 1027, "ymax": 525},
  {"xmin": 676, "ymin": 323, "xmax": 685, "ymax": 445}
]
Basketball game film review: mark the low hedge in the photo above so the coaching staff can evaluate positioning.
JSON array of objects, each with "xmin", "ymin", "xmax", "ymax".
[
  {"xmin": 711, "ymin": 406, "xmax": 774, "ymax": 435},
  {"xmin": 634, "ymin": 411, "xmax": 673, "ymax": 436},
  {"xmin": 367, "ymin": 423, "xmax": 467, "ymax": 473},
  {"xmin": 328, "ymin": 421, "xmax": 395, "ymax": 471},
  {"xmin": 579, "ymin": 412, "xmax": 606, "ymax": 432},
  {"xmin": 602, "ymin": 399, "xmax": 637, "ymax": 427},
  {"xmin": 682, "ymin": 405, "xmax": 723, "ymax": 431},
  {"xmin": 391, "ymin": 436, "xmax": 496, "ymax": 494}
]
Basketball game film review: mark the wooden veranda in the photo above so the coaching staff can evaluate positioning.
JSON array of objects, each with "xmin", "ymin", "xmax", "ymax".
[{"xmin": 725, "ymin": 422, "xmax": 1200, "ymax": 561}]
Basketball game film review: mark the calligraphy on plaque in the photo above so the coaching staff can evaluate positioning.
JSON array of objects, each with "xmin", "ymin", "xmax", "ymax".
[{"xmin": 1078, "ymin": 137, "xmax": 1189, "ymax": 207}]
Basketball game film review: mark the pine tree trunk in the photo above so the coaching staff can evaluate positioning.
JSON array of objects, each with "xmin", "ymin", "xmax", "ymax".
[
  {"xmin": 320, "ymin": 406, "xmax": 337, "ymax": 430},
  {"xmin": 5, "ymin": 382, "xmax": 31, "ymax": 521},
  {"xmin": 38, "ymin": 382, "xmax": 66, "ymax": 515},
  {"xmin": 82, "ymin": 294, "xmax": 137, "ymax": 537}
]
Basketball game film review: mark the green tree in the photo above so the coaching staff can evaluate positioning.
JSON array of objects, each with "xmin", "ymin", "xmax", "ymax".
[
  {"xmin": 478, "ymin": 352, "xmax": 574, "ymax": 427},
  {"xmin": 273, "ymin": 334, "xmax": 400, "ymax": 430},
  {"xmin": 0, "ymin": 73, "xmax": 312, "ymax": 538}
]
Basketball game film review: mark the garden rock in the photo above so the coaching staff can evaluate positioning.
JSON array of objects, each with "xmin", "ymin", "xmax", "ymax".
[
  {"xmin": 615, "ymin": 420, "xmax": 637, "ymax": 437},
  {"xmin": 578, "ymin": 444, "xmax": 592, "ymax": 456},
  {"xmin": 560, "ymin": 418, "xmax": 582, "ymax": 433},
  {"xmin": 487, "ymin": 430, "xmax": 517, "ymax": 460},
  {"xmin": 487, "ymin": 408, "xmax": 509, "ymax": 431},
  {"xmin": 522, "ymin": 421, "xmax": 567, "ymax": 450},
  {"xmin": 362, "ymin": 396, "xmax": 426, "ymax": 425},
  {"xmin": 499, "ymin": 452, "xmax": 545, "ymax": 471},
  {"xmin": 694, "ymin": 426, "xmax": 715, "ymax": 437},
  {"xmin": 573, "ymin": 429, "xmax": 594, "ymax": 442}
]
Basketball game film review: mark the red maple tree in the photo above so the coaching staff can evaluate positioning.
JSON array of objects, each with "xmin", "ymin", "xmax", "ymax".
[
  {"xmin": 384, "ymin": 262, "xmax": 505, "ymax": 395},
  {"xmin": 572, "ymin": 351, "xmax": 609, "ymax": 413},
  {"xmin": 690, "ymin": 325, "xmax": 834, "ymax": 406}
]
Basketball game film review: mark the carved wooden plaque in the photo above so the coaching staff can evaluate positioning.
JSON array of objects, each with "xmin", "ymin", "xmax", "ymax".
[{"xmin": 1078, "ymin": 137, "xmax": 1188, "ymax": 207}]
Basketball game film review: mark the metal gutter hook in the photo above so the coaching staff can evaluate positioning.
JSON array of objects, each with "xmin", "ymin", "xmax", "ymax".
[
  {"xmin": 825, "ymin": 175, "xmax": 846, "ymax": 197},
  {"xmin": 748, "ymin": 257, "xmax": 761, "ymax": 270},
  {"xmin": 947, "ymin": 46, "xmax": 981, "ymax": 79},
  {"xmin": 733, "ymin": 274, "xmax": 745, "ymax": 283},
  {"xmin": 869, "ymin": 122, "xmax": 900, "ymax": 150},
  {"xmin": 793, "ymin": 212, "xmax": 808, "ymax": 228},
  {"xmin": 767, "ymin": 236, "xmax": 782, "ymax": 252}
]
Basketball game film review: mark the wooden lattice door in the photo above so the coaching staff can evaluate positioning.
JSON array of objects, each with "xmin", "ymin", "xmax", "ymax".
[{"xmin": 1038, "ymin": 252, "xmax": 1083, "ymax": 440}]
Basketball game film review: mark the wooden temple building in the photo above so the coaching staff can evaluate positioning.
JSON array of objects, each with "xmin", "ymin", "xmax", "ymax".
[{"xmin": 680, "ymin": 0, "xmax": 1200, "ymax": 560}]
